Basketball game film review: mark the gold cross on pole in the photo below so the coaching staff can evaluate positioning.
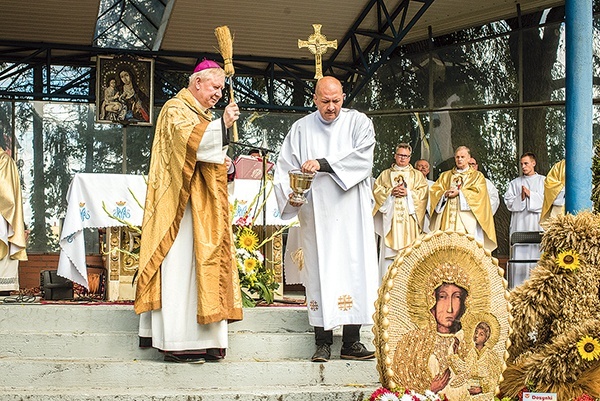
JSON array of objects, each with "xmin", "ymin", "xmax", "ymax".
[{"xmin": 298, "ymin": 24, "xmax": 337, "ymax": 79}]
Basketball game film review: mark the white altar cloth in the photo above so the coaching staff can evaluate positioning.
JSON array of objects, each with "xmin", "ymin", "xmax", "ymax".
[
  {"xmin": 58, "ymin": 173, "xmax": 146, "ymax": 288},
  {"xmin": 230, "ymin": 179, "xmax": 296, "ymax": 226}
]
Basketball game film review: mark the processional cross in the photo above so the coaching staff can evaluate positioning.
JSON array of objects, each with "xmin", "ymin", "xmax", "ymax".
[{"xmin": 298, "ymin": 24, "xmax": 338, "ymax": 79}]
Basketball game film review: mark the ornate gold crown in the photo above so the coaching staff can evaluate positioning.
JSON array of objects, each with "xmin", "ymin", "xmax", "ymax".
[
  {"xmin": 116, "ymin": 201, "xmax": 126, "ymax": 206},
  {"xmin": 426, "ymin": 263, "xmax": 471, "ymax": 301}
]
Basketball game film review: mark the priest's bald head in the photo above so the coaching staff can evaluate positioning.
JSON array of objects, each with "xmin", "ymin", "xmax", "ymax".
[{"xmin": 314, "ymin": 76, "xmax": 345, "ymax": 122}]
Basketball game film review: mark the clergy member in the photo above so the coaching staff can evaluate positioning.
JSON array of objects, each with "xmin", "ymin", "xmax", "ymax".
[
  {"xmin": 503, "ymin": 152, "xmax": 545, "ymax": 287},
  {"xmin": 540, "ymin": 159, "xmax": 565, "ymax": 228},
  {"xmin": 135, "ymin": 60, "xmax": 243, "ymax": 363},
  {"xmin": 373, "ymin": 143, "xmax": 428, "ymax": 279},
  {"xmin": 274, "ymin": 76, "xmax": 378, "ymax": 363},
  {"xmin": 468, "ymin": 157, "xmax": 500, "ymax": 215},
  {"xmin": 430, "ymin": 146, "xmax": 497, "ymax": 251},
  {"xmin": 0, "ymin": 147, "xmax": 27, "ymax": 294},
  {"xmin": 415, "ymin": 159, "xmax": 435, "ymax": 234}
]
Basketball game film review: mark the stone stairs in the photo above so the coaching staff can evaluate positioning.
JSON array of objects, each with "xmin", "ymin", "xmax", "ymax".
[{"xmin": 0, "ymin": 302, "xmax": 379, "ymax": 400}]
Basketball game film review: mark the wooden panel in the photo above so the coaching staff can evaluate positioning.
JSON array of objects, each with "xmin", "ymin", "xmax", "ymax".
[{"xmin": 18, "ymin": 254, "xmax": 104, "ymax": 289}]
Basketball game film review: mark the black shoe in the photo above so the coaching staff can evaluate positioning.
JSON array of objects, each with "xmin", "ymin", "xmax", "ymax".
[
  {"xmin": 163, "ymin": 352, "xmax": 205, "ymax": 364},
  {"xmin": 311, "ymin": 344, "xmax": 331, "ymax": 362},
  {"xmin": 340, "ymin": 342, "xmax": 375, "ymax": 360},
  {"xmin": 139, "ymin": 336, "xmax": 152, "ymax": 348}
]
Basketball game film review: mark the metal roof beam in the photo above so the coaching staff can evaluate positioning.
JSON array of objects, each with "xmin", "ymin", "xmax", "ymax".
[{"xmin": 323, "ymin": 0, "xmax": 435, "ymax": 104}]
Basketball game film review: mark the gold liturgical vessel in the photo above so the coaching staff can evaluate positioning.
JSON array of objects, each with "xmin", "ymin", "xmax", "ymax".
[{"xmin": 288, "ymin": 169, "xmax": 316, "ymax": 204}]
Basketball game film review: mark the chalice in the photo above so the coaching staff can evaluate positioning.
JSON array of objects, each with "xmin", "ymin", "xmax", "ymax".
[{"xmin": 288, "ymin": 169, "xmax": 316, "ymax": 205}]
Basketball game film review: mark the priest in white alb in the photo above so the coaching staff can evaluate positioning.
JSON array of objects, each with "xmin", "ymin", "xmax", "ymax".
[
  {"xmin": 503, "ymin": 152, "xmax": 545, "ymax": 288},
  {"xmin": 274, "ymin": 76, "xmax": 378, "ymax": 363}
]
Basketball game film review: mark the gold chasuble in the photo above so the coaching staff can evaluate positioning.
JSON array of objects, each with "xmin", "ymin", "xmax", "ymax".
[
  {"xmin": 541, "ymin": 159, "xmax": 565, "ymax": 226},
  {"xmin": 372, "ymin": 165, "xmax": 428, "ymax": 251},
  {"xmin": 0, "ymin": 148, "xmax": 27, "ymax": 261},
  {"xmin": 430, "ymin": 167, "xmax": 497, "ymax": 251},
  {"xmin": 134, "ymin": 88, "xmax": 242, "ymax": 325}
]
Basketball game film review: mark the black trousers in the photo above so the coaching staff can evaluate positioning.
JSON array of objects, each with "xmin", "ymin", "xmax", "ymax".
[{"xmin": 314, "ymin": 324, "xmax": 361, "ymax": 347}]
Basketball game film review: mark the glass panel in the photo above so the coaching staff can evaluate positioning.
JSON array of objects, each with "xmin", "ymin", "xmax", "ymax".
[
  {"xmin": 369, "ymin": 113, "xmax": 428, "ymax": 176},
  {"xmin": 94, "ymin": 0, "xmax": 167, "ymax": 50},
  {"xmin": 0, "ymin": 63, "xmax": 34, "ymax": 94},
  {"xmin": 0, "ymin": 101, "xmax": 14, "ymax": 153},
  {"xmin": 14, "ymin": 101, "xmax": 153, "ymax": 252},
  {"xmin": 521, "ymin": 22, "xmax": 566, "ymax": 103},
  {"xmin": 593, "ymin": 15, "xmax": 600, "ymax": 98},
  {"xmin": 131, "ymin": 0, "xmax": 166, "ymax": 27},
  {"xmin": 433, "ymin": 33, "xmax": 517, "ymax": 107},
  {"xmin": 49, "ymin": 66, "xmax": 92, "ymax": 99},
  {"xmin": 121, "ymin": 3, "xmax": 156, "ymax": 49},
  {"xmin": 355, "ymin": 54, "xmax": 428, "ymax": 111},
  {"xmin": 519, "ymin": 106, "xmax": 565, "ymax": 175}
]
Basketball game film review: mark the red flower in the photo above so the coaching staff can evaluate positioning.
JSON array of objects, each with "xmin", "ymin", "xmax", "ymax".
[{"xmin": 370, "ymin": 387, "xmax": 394, "ymax": 401}]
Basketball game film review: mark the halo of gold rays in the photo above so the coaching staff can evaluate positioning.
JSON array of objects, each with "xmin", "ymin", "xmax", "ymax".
[
  {"xmin": 372, "ymin": 230, "xmax": 510, "ymax": 389},
  {"xmin": 237, "ymin": 228, "xmax": 259, "ymax": 251},
  {"xmin": 556, "ymin": 249, "xmax": 580, "ymax": 271},
  {"xmin": 577, "ymin": 335, "xmax": 600, "ymax": 361}
]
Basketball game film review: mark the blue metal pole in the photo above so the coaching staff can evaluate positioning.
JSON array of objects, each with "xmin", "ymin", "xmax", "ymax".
[{"xmin": 565, "ymin": 0, "xmax": 593, "ymax": 213}]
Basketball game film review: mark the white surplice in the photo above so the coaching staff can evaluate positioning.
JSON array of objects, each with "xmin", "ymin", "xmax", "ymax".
[
  {"xmin": 138, "ymin": 119, "xmax": 228, "ymax": 351},
  {"xmin": 486, "ymin": 178, "xmax": 500, "ymax": 215},
  {"xmin": 503, "ymin": 173, "xmax": 545, "ymax": 288},
  {"xmin": 274, "ymin": 109, "xmax": 379, "ymax": 331}
]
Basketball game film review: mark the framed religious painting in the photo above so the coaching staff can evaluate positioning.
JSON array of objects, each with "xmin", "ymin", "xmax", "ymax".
[{"xmin": 95, "ymin": 55, "xmax": 154, "ymax": 126}]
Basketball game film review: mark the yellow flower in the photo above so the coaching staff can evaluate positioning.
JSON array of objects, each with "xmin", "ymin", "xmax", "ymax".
[
  {"xmin": 238, "ymin": 228, "xmax": 259, "ymax": 251},
  {"xmin": 244, "ymin": 258, "xmax": 259, "ymax": 273},
  {"xmin": 556, "ymin": 250, "xmax": 580, "ymax": 271},
  {"xmin": 577, "ymin": 335, "xmax": 600, "ymax": 361}
]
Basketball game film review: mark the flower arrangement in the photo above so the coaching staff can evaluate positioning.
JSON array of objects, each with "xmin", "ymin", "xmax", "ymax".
[
  {"xmin": 230, "ymin": 181, "xmax": 297, "ymax": 307},
  {"xmin": 101, "ymin": 179, "xmax": 296, "ymax": 308},
  {"xmin": 368, "ymin": 387, "xmax": 448, "ymax": 401}
]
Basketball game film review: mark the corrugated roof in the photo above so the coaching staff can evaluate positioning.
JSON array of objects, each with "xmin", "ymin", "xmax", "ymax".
[{"xmin": 0, "ymin": 0, "xmax": 564, "ymax": 72}]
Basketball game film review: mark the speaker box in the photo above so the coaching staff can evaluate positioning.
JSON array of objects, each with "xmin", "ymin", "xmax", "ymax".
[{"xmin": 40, "ymin": 270, "xmax": 74, "ymax": 300}]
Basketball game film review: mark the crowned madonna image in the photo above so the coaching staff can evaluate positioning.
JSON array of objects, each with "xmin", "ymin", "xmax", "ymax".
[{"xmin": 373, "ymin": 231, "xmax": 510, "ymax": 400}]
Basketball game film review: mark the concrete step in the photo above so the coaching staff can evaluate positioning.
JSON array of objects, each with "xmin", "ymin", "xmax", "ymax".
[
  {"xmin": 0, "ymin": 304, "xmax": 313, "ymax": 334},
  {"xmin": 0, "ymin": 304, "xmax": 375, "ymax": 361},
  {"xmin": 0, "ymin": 303, "xmax": 380, "ymax": 400},
  {"xmin": 0, "ymin": 385, "xmax": 376, "ymax": 401},
  {"xmin": 0, "ymin": 358, "xmax": 379, "ymax": 392}
]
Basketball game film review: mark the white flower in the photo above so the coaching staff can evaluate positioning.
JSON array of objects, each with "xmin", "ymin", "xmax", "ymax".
[
  {"xmin": 379, "ymin": 394, "xmax": 399, "ymax": 401},
  {"xmin": 400, "ymin": 394, "xmax": 413, "ymax": 401},
  {"xmin": 424, "ymin": 390, "xmax": 438, "ymax": 400}
]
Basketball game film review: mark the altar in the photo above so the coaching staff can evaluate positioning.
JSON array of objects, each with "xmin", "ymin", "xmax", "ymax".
[
  {"xmin": 58, "ymin": 173, "xmax": 296, "ymax": 301},
  {"xmin": 57, "ymin": 173, "xmax": 146, "ymax": 301}
]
